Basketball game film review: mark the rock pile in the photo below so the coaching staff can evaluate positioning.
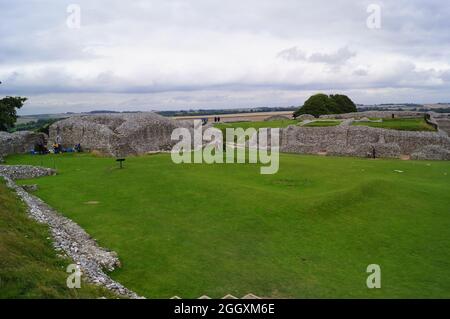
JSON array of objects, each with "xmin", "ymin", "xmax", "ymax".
[{"xmin": 0, "ymin": 165, "xmax": 56, "ymax": 179}]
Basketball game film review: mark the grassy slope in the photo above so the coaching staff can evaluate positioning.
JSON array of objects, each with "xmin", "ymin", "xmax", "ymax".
[
  {"xmin": 5, "ymin": 153, "xmax": 450, "ymax": 298},
  {"xmin": 214, "ymin": 119, "xmax": 299, "ymax": 131},
  {"xmin": 0, "ymin": 178, "xmax": 116, "ymax": 299},
  {"xmin": 303, "ymin": 120, "xmax": 341, "ymax": 127},
  {"xmin": 215, "ymin": 119, "xmax": 299, "ymax": 142},
  {"xmin": 352, "ymin": 118, "xmax": 436, "ymax": 131}
]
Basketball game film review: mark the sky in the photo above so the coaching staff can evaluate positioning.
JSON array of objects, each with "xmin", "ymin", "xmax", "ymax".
[{"xmin": 0, "ymin": 0, "xmax": 449, "ymax": 115}]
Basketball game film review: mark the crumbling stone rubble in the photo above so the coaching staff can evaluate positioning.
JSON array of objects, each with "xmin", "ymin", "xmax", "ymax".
[
  {"xmin": 0, "ymin": 166, "xmax": 142, "ymax": 299},
  {"xmin": 0, "ymin": 165, "xmax": 56, "ymax": 180}
]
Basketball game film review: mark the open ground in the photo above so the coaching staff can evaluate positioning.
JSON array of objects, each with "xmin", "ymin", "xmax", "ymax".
[{"xmin": 5, "ymin": 152, "xmax": 450, "ymax": 298}]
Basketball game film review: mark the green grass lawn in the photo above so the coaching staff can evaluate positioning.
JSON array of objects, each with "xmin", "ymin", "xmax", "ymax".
[
  {"xmin": 303, "ymin": 120, "xmax": 341, "ymax": 127},
  {"xmin": 214, "ymin": 119, "xmax": 299, "ymax": 142},
  {"xmin": 4, "ymin": 153, "xmax": 450, "ymax": 298},
  {"xmin": 352, "ymin": 118, "xmax": 436, "ymax": 131},
  {"xmin": 215, "ymin": 119, "xmax": 299, "ymax": 132},
  {"xmin": 0, "ymin": 178, "xmax": 116, "ymax": 299}
]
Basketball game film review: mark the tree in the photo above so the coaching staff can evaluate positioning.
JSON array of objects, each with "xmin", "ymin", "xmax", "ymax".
[
  {"xmin": 294, "ymin": 93, "xmax": 357, "ymax": 118},
  {"xmin": 329, "ymin": 94, "xmax": 357, "ymax": 113},
  {"xmin": 0, "ymin": 96, "xmax": 27, "ymax": 131}
]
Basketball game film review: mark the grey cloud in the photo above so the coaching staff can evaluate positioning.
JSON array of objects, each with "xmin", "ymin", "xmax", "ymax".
[
  {"xmin": 353, "ymin": 68, "xmax": 369, "ymax": 76},
  {"xmin": 276, "ymin": 47, "xmax": 306, "ymax": 61},
  {"xmin": 308, "ymin": 47, "xmax": 356, "ymax": 64},
  {"xmin": 440, "ymin": 70, "xmax": 450, "ymax": 82},
  {"xmin": 277, "ymin": 46, "xmax": 356, "ymax": 65}
]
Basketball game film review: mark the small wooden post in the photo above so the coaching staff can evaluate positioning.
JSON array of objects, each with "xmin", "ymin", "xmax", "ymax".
[{"xmin": 116, "ymin": 158, "xmax": 125, "ymax": 169}]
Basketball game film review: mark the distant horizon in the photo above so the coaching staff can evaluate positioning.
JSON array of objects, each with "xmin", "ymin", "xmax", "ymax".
[{"xmin": 17, "ymin": 102, "xmax": 450, "ymax": 117}]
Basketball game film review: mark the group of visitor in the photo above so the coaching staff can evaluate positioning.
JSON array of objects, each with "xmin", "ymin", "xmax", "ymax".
[{"xmin": 32, "ymin": 141, "xmax": 82, "ymax": 155}]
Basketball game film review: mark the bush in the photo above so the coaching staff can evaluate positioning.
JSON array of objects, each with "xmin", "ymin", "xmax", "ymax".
[{"xmin": 294, "ymin": 94, "xmax": 357, "ymax": 117}]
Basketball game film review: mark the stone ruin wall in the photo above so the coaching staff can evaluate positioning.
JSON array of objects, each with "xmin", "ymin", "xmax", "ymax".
[
  {"xmin": 0, "ymin": 131, "xmax": 47, "ymax": 158},
  {"xmin": 49, "ymin": 117, "xmax": 117, "ymax": 154},
  {"xmin": 280, "ymin": 125, "xmax": 450, "ymax": 160},
  {"xmin": 48, "ymin": 113, "xmax": 194, "ymax": 157},
  {"xmin": 2, "ymin": 111, "xmax": 449, "ymax": 161}
]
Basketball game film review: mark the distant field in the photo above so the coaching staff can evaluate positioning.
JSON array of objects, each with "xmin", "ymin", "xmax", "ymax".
[
  {"xmin": 16, "ymin": 114, "xmax": 71, "ymax": 125},
  {"xmin": 352, "ymin": 118, "xmax": 436, "ymax": 131},
  {"xmin": 174, "ymin": 111, "xmax": 294, "ymax": 123},
  {"xmin": 6, "ymin": 153, "xmax": 450, "ymax": 298}
]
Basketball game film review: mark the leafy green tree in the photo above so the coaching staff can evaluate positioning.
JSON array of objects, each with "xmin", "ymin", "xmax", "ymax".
[
  {"xmin": 294, "ymin": 93, "xmax": 357, "ymax": 118},
  {"xmin": 330, "ymin": 94, "xmax": 357, "ymax": 113},
  {"xmin": 0, "ymin": 96, "xmax": 27, "ymax": 131}
]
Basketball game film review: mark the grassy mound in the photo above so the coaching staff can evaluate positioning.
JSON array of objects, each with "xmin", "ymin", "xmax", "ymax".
[
  {"xmin": 0, "ymin": 178, "xmax": 115, "ymax": 299},
  {"xmin": 214, "ymin": 119, "xmax": 298, "ymax": 142},
  {"xmin": 215, "ymin": 119, "xmax": 298, "ymax": 134},
  {"xmin": 303, "ymin": 120, "xmax": 341, "ymax": 127},
  {"xmin": 5, "ymin": 153, "xmax": 450, "ymax": 298},
  {"xmin": 352, "ymin": 118, "xmax": 436, "ymax": 131}
]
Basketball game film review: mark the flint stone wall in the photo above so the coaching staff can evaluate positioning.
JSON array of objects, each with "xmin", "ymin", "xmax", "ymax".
[
  {"xmin": 0, "ymin": 165, "xmax": 56, "ymax": 179},
  {"xmin": 411, "ymin": 145, "xmax": 450, "ymax": 160},
  {"xmin": 49, "ymin": 113, "xmax": 193, "ymax": 157},
  {"xmin": 280, "ymin": 125, "xmax": 450, "ymax": 160},
  {"xmin": 0, "ymin": 131, "xmax": 47, "ymax": 157}
]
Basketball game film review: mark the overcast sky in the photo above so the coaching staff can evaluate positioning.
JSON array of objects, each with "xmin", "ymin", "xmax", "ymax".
[{"xmin": 1, "ymin": 0, "xmax": 449, "ymax": 115}]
